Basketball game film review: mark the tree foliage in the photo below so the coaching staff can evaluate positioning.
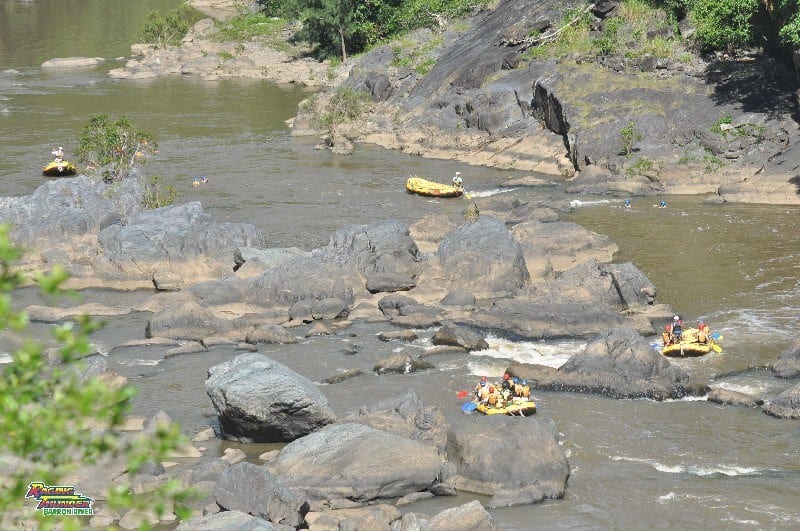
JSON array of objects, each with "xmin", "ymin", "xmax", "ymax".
[
  {"xmin": 75, "ymin": 114, "xmax": 157, "ymax": 182},
  {"xmin": 262, "ymin": 0, "xmax": 488, "ymax": 60},
  {"xmin": 0, "ymin": 226, "xmax": 193, "ymax": 528},
  {"xmin": 137, "ymin": 1, "xmax": 204, "ymax": 48}
]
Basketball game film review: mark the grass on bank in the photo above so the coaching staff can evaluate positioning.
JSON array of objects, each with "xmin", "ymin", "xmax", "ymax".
[{"xmin": 137, "ymin": 1, "xmax": 204, "ymax": 47}]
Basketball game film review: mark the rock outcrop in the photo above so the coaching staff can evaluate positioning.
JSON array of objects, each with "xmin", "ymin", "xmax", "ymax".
[{"xmin": 205, "ymin": 353, "xmax": 337, "ymax": 442}]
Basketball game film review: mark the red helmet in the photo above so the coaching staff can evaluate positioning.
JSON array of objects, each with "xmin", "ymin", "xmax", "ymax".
[{"xmin": 480, "ymin": 376, "xmax": 487, "ymax": 382}]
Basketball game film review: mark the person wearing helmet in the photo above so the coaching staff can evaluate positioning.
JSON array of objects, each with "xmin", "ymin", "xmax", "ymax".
[
  {"xmin": 670, "ymin": 315, "xmax": 683, "ymax": 343},
  {"xmin": 662, "ymin": 324, "xmax": 672, "ymax": 346},
  {"xmin": 51, "ymin": 146, "xmax": 64, "ymax": 162},
  {"xmin": 474, "ymin": 376, "xmax": 488, "ymax": 400},
  {"xmin": 697, "ymin": 320, "xmax": 710, "ymax": 344},
  {"xmin": 452, "ymin": 171, "xmax": 463, "ymax": 191}
]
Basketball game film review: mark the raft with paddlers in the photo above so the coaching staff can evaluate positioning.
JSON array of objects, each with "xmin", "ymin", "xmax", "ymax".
[
  {"xmin": 474, "ymin": 398, "xmax": 537, "ymax": 416},
  {"xmin": 660, "ymin": 328, "xmax": 722, "ymax": 357}
]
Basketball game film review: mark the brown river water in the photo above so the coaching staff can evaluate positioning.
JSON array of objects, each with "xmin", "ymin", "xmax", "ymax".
[{"xmin": 2, "ymin": 1, "xmax": 800, "ymax": 529}]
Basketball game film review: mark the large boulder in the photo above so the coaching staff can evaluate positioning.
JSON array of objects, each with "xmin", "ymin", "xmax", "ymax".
[
  {"xmin": 446, "ymin": 415, "xmax": 570, "ymax": 508},
  {"xmin": 205, "ymin": 353, "xmax": 336, "ymax": 442},
  {"xmin": 98, "ymin": 201, "xmax": 265, "ymax": 280},
  {"xmin": 437, "ymin": 216, "xmax": 530, "ymax": 297},
  {"xmin": 214, "ymin": 462, "xmax": 308, "ymax": 527},
  {"xmin": 323, "ymin": 219, "xmax": 420, "ymax": 279},
  {"xmin": 762, "ymin": 381, "xmax": 800, "ymax": 419},
  {"xmin": 339, "ymin": 389, "xmax": 449, "ymax": 453},
  {"xmin": 431, "ymin": 323, "xmax": 489, "ymax": 351},
  {"xmin": 266, "ymin": 423, "xmax": 443, "ymax": 502},
  {"xmin": 511, "ymin": 328, "xmax": 708, "ymax": 400},
  {"xmin": 175, "ymin": 510, "xmax": 276, "ymax": 530},
  {"xmin": 772, "ymin": 339, "xmax": 800, "ymax": 378}
]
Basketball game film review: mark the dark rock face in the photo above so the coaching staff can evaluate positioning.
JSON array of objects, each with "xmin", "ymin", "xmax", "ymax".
[
  {"xmin": 438, "ymin": 216, "xmax": 530, "ymax": 296},
  {"xmin": 266, "ymin": 423, "xmax": 443, "ymax": 502},
  {"xmin": 446, "ymin": 415, "xmax": 570, "ymax": 507},
  {"xmin": 214, "ymin": 462, "xmax": 308, "ymax": 527},
  {"xmin": 205, "ymin": 353, "xmax": 336, "ymax": 443},
  {"xmin": 773, "ymin": 339, "xmax": 800, "ymax": 378},
  {"xmin": 511, "ymin": 328, "xmax": 708, "ymax": 399}
]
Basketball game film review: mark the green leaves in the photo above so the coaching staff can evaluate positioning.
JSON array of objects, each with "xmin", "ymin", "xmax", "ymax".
[
  {"xmin": 0, "ymin": 226, "xmax": 195, "ymax": 527},
  {"xmin": 75, "ymin": 114, "xmax": 158, "ymax": 182}
]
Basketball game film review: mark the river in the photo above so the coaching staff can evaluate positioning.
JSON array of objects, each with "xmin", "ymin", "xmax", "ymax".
[{"xmin": 2, "ymin": 1, "xmax": 800, "ymax": 529}]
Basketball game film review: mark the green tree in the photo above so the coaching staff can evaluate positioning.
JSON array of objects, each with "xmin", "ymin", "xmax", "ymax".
[
  {"xmin": 295, "ymin": 0, "xmax": 361, "ymax": 62},
  {"xmin": 620, "ymin": 121, "xmax": 643, "ymax": 156},
  {"xmin": 0, "ymin": 225, "xmax": 193, "ymax": 528},
  {"xmin": 689, "ymin": 0, "xmax": 760, "ymax": 51},
  {"xmin": 75, "ymin": 114, "xmax": 158, "ymax": 182}
]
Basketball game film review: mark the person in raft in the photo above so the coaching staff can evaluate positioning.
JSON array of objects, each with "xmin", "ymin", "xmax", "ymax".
[
  {"xmin": 697, "ymin": 320, "xmax": 711, "ymax": 343},
  {"xmin": 452, "ymin": 171, "xmax": 463, "ymax": 190},
  {"xmin": 51, "ymin": 146, "xmax": 64, "ymax": 162},
  {"xmin": 670, "ymin": 315, "xmax": 683, "ymax": 343}
]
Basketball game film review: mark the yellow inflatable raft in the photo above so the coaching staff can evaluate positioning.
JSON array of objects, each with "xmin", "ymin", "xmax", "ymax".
[{"xmin": 405, "ymin": 176, "xmax": 463, "ymax": 198}]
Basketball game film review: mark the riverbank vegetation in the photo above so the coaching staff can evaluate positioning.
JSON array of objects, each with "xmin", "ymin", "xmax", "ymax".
[
  {"xmin": 76, "ymin": 114, "xmax": 158, "ymax": 182},
  {"xmin": 247, "ymin": 0, "xmax": 800, "ymax": 67},
  {"xmin": 0, "ymin": 227, "xmax": 193, "ymax": 528},
  {"xmin": 137, "ymin": 1, "xmax": 204, "ymax": 48}
]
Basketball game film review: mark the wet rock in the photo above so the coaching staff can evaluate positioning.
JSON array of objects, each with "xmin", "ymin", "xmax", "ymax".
[
  {"xmin": 377, "ymin": 330, "xmax": 418, "ymax": 342},
  {"xmin": 447, "ymin": 415, "xmax": 569, "ymax": 507},
  {"xmin": 366, "ymin": 273, "xmax": 417, "ymax": 293},
  {"xmin": 174, "ymin": 510, "xmax": 274, "ymax": 530},
  {"xmin": 311, "ymin": 297, "xmax": 349, "ymax": 319},
  {"xmin": 306, "ymin": 504, "xmax": 400, "ymax": 530},
  {"xmin": 437, "ymin": 216, "xmax": 530, "ymax": 296},
  {"xmin": 762, "ymin": 381, "xmax": 800, "ymax": 419},
  {"xmin": 431, "ymin": 323, "xmax": 489, "ymax": 351},
  {"xmin": 214, "ymin": 462, "xmax": 308, "ymax": 527},
  {"xmin": 146, "ymin": 302, "xmax": 233, "ymax": 341},
  {"xmin": 511, "ymin": 328, "xmax": 708, "ymax": 400},
  {"xmin": 374, "ymin": 353, "xmax": 434, "ymax": 374},
  {"xmin": 41, "ymin": 57, "xmax": 104, "ymax": 68},
  {"xmin": 323, "ymin": 368, "xmax": 364, "ymax": 384},
  {"xmin": 707, "ymin": 388, "xmax": 764, "ymax": 408},
  {"xmin": 340, "ymin": 389, "xmax": 449, "ymax": 453},
  {"xmin": 245, "ymin": 324, "xmax": 297, "ymax": 344},
  {"xmin": 439, "ymin": 289, "xmax": 476, "ymax": 308},
  {"xmin": 267, "ymin": 423, "xmax": 443, "ymax": 502},
  {"xmin": 772, "ymin": 338, "xmax": 800, "ymax": 378},
  {"xmin": 205, "ymin": 353, "xmax": 337, "ymax": 442},
  {"xmin": 378, "ymin": 294, "xmax": 418, "ymax": 317},
  {"xmin": 424, "ymin": 500, "xmax": 500, "ymax": 530}
]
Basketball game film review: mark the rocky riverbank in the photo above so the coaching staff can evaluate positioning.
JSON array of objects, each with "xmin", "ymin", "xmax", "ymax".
[
  {"xmin": 15, "ymin": 0, "xmax": 800, "ymax": 528},
  {"xmin": 4, "ymin": 164, "xmax": 799, "ymax": 528}
]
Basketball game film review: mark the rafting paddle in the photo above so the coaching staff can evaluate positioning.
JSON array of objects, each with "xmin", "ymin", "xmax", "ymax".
[
  {"xmin": 456, "ymin": 390, "xmax": 469, "ymax": 399},
  {"xmin": 461, "ymin": 401, "xmax": 478, "ymax": 413}
]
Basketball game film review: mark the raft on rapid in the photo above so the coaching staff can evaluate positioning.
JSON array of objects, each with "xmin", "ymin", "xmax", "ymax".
[
  {"xmin": 405, "ymin": 176, "xmax": 463, "ymax": 198},
  {"xmin": 475, "ymin": 398, "xmax": 537, "ymax": 416},
  {"xmin": 42, "ymin": 160, "xmax": 77, "ymax": 177},
  {"xmin": 661, "ymin": 327, "xmax": 721, "ymax": 357}
]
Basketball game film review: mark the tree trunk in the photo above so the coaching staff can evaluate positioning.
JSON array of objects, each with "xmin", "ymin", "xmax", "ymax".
[{"xmin": 339, "ymin": 26, "xmax": 347, "ymax": 64}]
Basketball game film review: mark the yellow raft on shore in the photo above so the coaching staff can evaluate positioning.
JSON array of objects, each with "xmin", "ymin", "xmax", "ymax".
[{"xmin": 405, "ymin": 176, "xmax": 463, "ymax": 198}]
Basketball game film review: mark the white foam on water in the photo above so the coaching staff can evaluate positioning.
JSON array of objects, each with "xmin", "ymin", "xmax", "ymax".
[
  {"xmin": 466, "ymin": 187, "xmax": 515, "ymax": 198},
  {"xmin": 116, "ymin": 358, "xmax": 162, "ymax": 367},
  {"xmin": 658, "ymin": 492, "xmax": 677, "ymax": 502},
  {"xmin": 570, "ymin": 199, "xmax": 611, "ymax": 208},
  {"xmin": 476, "ymin": 335, "xmax": 581, "ymax": 368},
  {"xmin": 611, "ymin": 456, "xmax": 764, "ymax": 477}
]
